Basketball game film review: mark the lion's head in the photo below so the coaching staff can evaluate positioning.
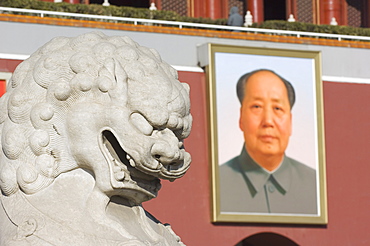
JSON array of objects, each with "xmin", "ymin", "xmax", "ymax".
[{"xmin": 0, "ymin": 32, "xmax": 192, "ymax": 205}]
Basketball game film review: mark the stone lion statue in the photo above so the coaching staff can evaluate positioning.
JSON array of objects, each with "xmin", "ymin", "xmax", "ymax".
[{"xmin": 0, "ymin": 32, "xmax": 192, "ymax": 245}]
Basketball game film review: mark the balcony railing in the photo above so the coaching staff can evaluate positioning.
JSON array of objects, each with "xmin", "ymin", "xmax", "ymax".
[{"xmin": 2, "ymin": 6, "xmax": 370, "ymax": 42}]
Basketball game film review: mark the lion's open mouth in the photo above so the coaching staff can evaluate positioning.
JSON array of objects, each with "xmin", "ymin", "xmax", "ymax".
[{"xmin": 101, "ymin": 130, "xmax": 161, "ymax": 198}]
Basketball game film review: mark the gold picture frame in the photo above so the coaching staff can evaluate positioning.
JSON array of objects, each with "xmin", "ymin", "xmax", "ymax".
[{"xmin": 206, "ymin": 44, "xmax": 327, "ymax": 224}]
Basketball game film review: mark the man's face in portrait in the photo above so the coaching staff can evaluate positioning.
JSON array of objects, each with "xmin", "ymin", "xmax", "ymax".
[{"xmin": 239, "ymin": 71, "xmax": 292, "ymax": 170}]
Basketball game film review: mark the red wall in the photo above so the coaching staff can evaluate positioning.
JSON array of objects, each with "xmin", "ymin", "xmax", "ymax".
[
  {"xmin": 144, "ymin": 72, "xmax": 370, "ymax": 245},
  {"xmin": 0, "ymin": 59, "xmax": 23, "ymax": 97},
  {"xmin": 0, "ymin": 59, "xmax": 22, "ymax": 73}
]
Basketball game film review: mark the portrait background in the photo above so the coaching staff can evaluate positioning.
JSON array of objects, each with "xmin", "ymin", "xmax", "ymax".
[{"xmin": 215, "ymin": 52, "xmax": 318, "ymax": 169}]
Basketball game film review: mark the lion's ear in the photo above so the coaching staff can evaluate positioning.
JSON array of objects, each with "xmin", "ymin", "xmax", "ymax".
[{"xmin": 99, "ymin": 58, "xmax": 128, "ymax": 103}]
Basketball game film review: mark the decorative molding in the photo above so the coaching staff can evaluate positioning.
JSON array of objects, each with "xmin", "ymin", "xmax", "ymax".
[
  {"xmin": 0, "ymin": 53, "xmax": 29, "ymax": 60},
  {"xmin": 322, "ymin": 75, "xmax": 370, "ymax": 84}
]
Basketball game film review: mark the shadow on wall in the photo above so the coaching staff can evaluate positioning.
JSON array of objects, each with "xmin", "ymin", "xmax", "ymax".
[{"xmin": 235, "ymin": 232, "xmax": 299, "ymax": 246}]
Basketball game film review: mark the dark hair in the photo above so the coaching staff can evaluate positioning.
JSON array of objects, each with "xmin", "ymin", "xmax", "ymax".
[{"xmin": 236, "ymin": 69, "xmax": 296, "ymax": 109}]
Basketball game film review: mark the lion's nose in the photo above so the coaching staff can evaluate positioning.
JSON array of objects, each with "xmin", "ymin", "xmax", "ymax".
[
  {"xmin": 151, "ymin": 142, "xmax": 183, "ymax": 165},
  {"xmin": 151, "ymin": 129, "xmax": 183, "ymax": 169}
]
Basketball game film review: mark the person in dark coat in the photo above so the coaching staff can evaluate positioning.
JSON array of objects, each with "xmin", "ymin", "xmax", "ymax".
[{"xmin": 227, "ymin": 6, "xmax": 243, "ymax": 27}]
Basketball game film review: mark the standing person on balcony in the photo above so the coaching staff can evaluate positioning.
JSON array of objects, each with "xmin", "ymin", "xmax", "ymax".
[{"xmin": 227, "ymin": 6, "xmax": 243, "ymax": 27}]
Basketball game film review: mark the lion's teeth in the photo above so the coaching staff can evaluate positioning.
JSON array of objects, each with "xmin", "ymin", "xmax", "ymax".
[
  {"xmin": 156, "ymin": 161, "xmax": 161, "ymax": 169},
  {"xmin": 129, "ymin": 159, "xmax": 136, "ymax": 167},
  {"xmin": 113, "ymin": 158, "xmax": 120, "ymax": 166},
  {"xmin": 126, "ymin": 154, "xmax": 131, "ymax": 160},
  {"xmin": 114, "ymin": 171, "xmax": 125, "ymax": 181}
]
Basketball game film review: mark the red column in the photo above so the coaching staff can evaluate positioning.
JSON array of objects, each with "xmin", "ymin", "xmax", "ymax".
[
  {"xmin": 63, "ymin": 0, "xmax": 80, "ymax": 3},
  {"xmin": 154, "ymin": 0, "xmax": 162, "ymax": 11},
  {"xmin": 192, "ymin": 0, "xmax": 206, "ymax": 18},
  {"xmin": 320, "ymin": 0, "xmax": 343, "ymax": 25},
  {"xmin": 192, "ymin": 0, "xmax": 223, "ymax": 19},
  {"xmin": 247, "ymin": 0, "xmax": 264, "ymax": 23},
  {"xmin": 221, "ymin": 0, "xmax": 229, "ymax": 19},
  {"xmin": 0, "ymin": 80, "xmax": 6, "ymax": 97},
  {"xmin": 287, "ymin": 0, "xmax": 297, "ymax": 19},
  {"xmin": 366, "ymin": 0, "xmax": 370, "ymax": 27},
  {"xmin": 207, "ymin": 0, "xmax": 223, "ymax": 19}
]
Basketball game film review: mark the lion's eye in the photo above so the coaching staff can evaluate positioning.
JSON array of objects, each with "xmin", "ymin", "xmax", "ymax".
[{"xmin": 129, "ymin": 113, "xmax": 153, "ymax": 136}]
